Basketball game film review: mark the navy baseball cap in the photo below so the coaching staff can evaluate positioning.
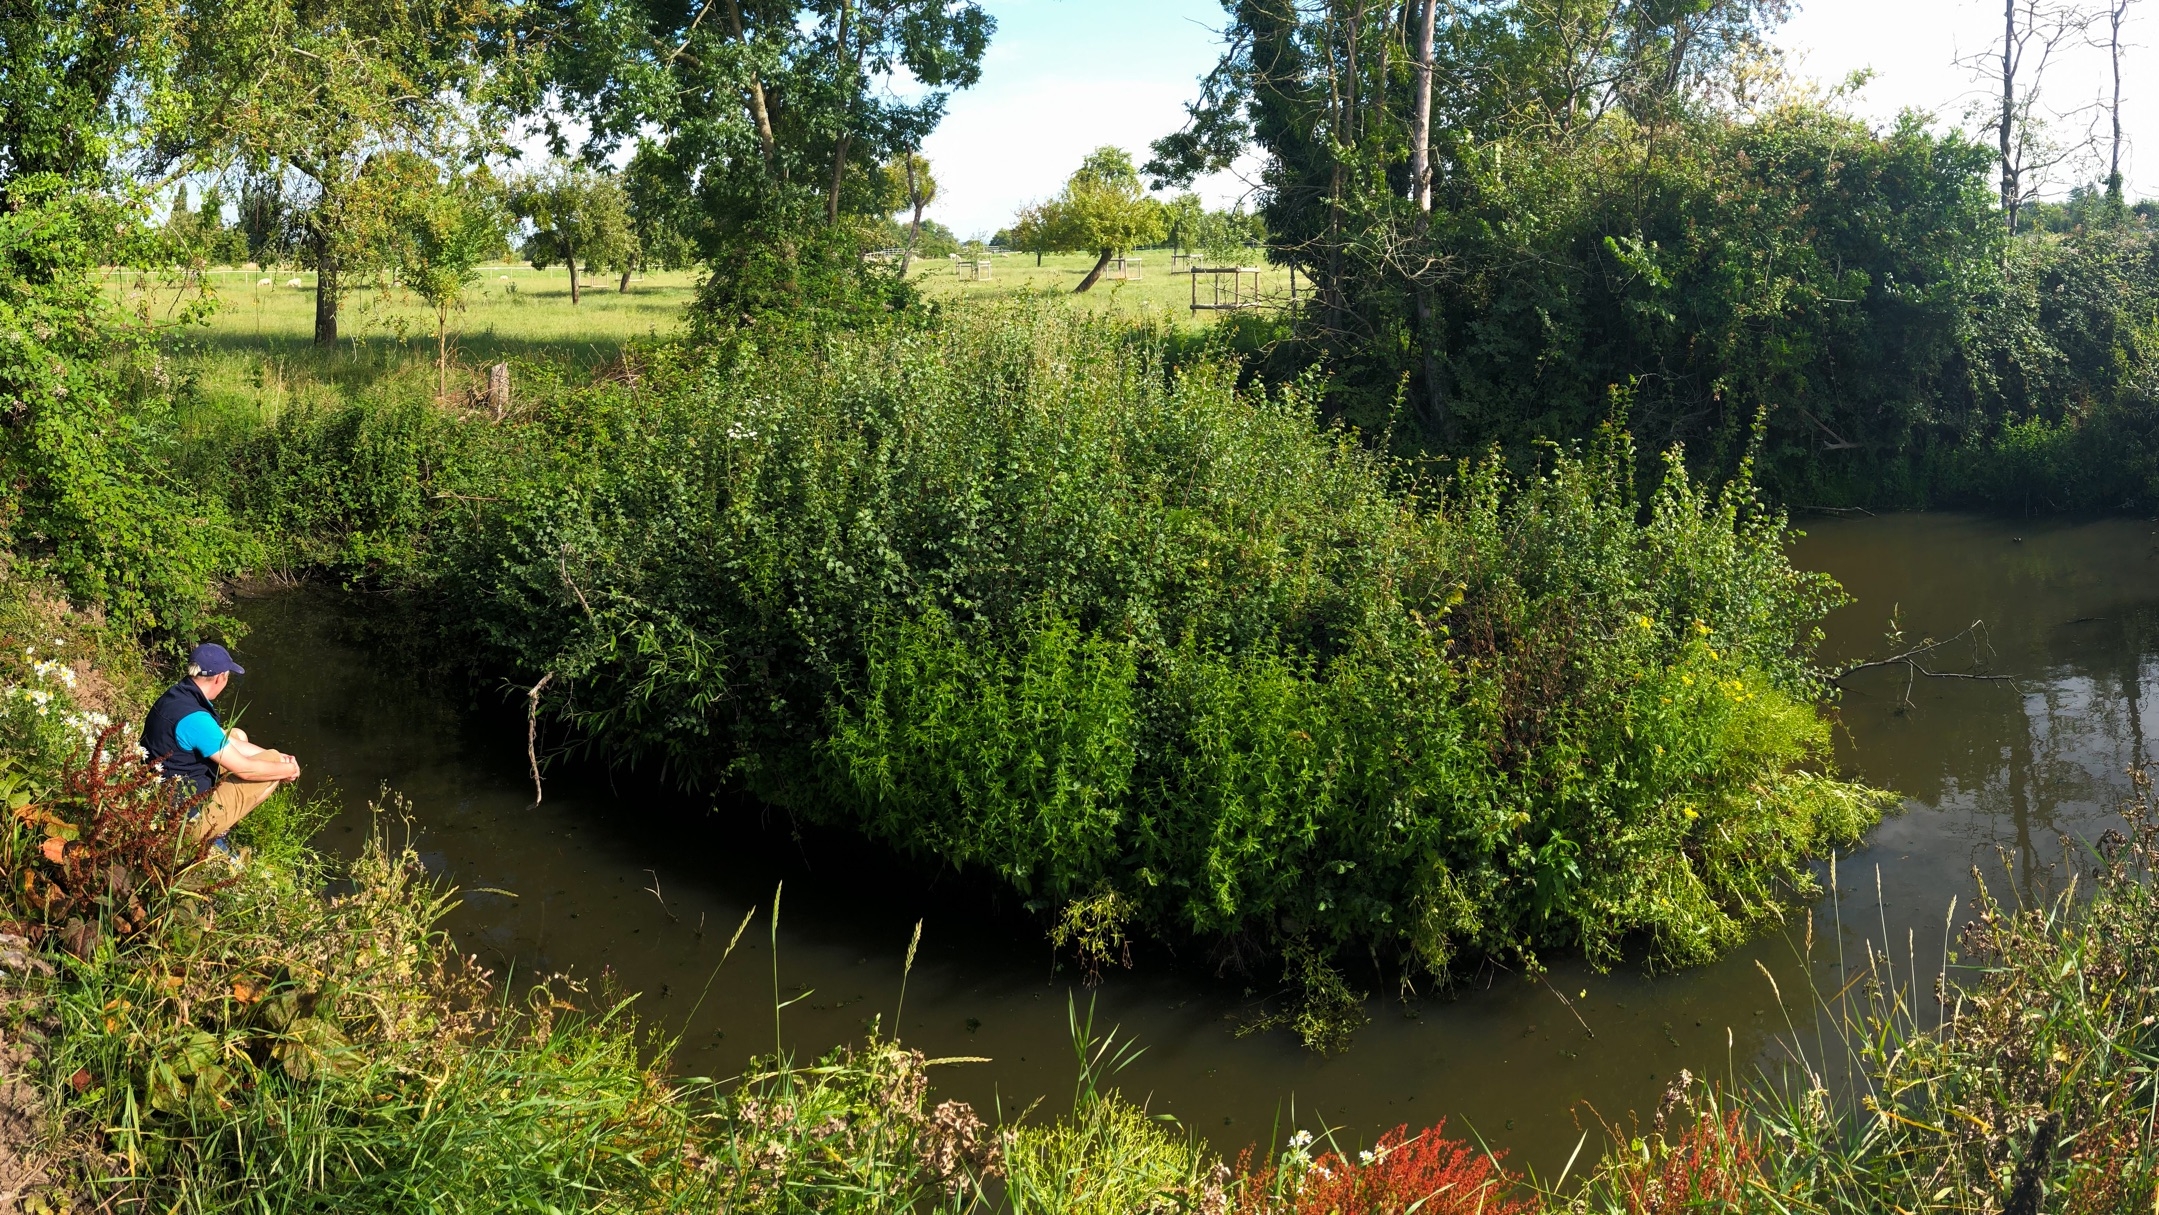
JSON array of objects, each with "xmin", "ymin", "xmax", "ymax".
[{"xmin": 189, "ymin": 642, "xmax": 246, "ymax": 676}]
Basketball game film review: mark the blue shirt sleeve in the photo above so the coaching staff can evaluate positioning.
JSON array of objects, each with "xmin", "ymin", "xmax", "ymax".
[{"xmin": 173, "ymin": 711, "xmax": 228, "ymax": 759}]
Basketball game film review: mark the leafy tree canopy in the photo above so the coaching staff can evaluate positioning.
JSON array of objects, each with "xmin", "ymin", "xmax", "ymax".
[
  {"xmin": 1030, "ymin": 147, "xmax": 1166, "ymax": 293},
  {"xmin": 158, "ymin": 0, "xmax": 535, "ymax": 342},
  {"xmin": 545, "ymin": 0, "xmax": 992, "ymax": 321}
]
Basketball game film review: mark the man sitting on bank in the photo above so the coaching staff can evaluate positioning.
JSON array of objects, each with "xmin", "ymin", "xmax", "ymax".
[{"xmin": 141, "ymin": 642, "xmax": 302, "ymax": 847}]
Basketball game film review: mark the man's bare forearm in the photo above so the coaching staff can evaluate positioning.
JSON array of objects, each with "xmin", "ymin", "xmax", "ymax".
[{"xmin": 213, "ymin": 748, "xmax": 301, "ymax": 782}]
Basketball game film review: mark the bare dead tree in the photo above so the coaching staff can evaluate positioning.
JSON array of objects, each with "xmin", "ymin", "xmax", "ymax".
[
  {"xmin": 2100, "ymin": 0, "xmax": 2138, "ymax": 205},
  {"xmin": 1409, "ymin": 0, "xmax": 1437, "ymax": 210},
  {"xmin": 1965, "ymin": 0, "xmax": 2098, "ymax": 233}
]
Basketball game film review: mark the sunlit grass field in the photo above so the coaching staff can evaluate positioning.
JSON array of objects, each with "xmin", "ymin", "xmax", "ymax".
[
  {"xmin": 107, "ymin": 263, "xmax": 701, "ymax": 368},
  {"xmin": 107, "ymin": 251, "xmax": 1287, "ymax": 399},
  {"xmin": 907, "ymin": 249, "xmax": 1298, "ymax": 325}
]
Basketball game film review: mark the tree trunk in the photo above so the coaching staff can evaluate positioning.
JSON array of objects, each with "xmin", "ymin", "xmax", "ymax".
[
  {"xmin": 312, "ymin": 240, "xmax": 338, "ymax": 346},
  {"xmin": 2108, "ymin": 0, "xmax": 2126, "ymax": 206},
  {"xmin": 2000, "ymin": 0, "xmax": 2018, "ymax": 233},
  {"xmin": 826, "ymin": 0, "xmax": 854, "ymax": 224},
  {"xmin": 827, "ymin": 134, "xmax": 852, "ymax": 224},
  {"xmin": 1409, "ymin": 0, "xmax": 1436, "ymax": 211},
  {"xmin": 721, "ymin": 0, "xmax": 779, "ymax": 172},
  {"xmin": 437, "ymin": 306, "xmax": 449, "ymax": 397},
  {"xmin": 620, "ymin": 267, "xmax": 633, "ymax": 293},
  {"xmin": 569, "ymin": 258, "xmax": 581, "ymax": 304},
  {"xmin": 899, "ymin": 160, "xmax": 924, "ymax": 277},
  {"xmin": 1035, "ymin": 249, "xmax": 1043, "ymax": 267},
  {"xmin": 1074, "ymin": 248, "xmax": 1114, "ymax": 293}
]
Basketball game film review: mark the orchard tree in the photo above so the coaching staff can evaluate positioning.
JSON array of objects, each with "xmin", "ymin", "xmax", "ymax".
[
  {"xmin": 620, "ymin": 142, "xmax": 695, "ymax": 292},
  {"xmin": 885, "ymin": 152, "xmax": 938, "ymax": 275},
  {"xmin": 514, "ymin": 164, "xmax": 636, "ymax": 305},
  {"xmin": 1162, "ymin": 192, "xmax": 1204, "ymax": 257},
  {"xmin": 1007, "ymin": 200, "xmax": 1057, "ymax": 266},
  {"xmin": 163, "ymin": 0, "xmax": 530, "ymax": 344},
  {"xmin": 1043, "ymin": 147, "xmax": 1164, "ymax": 293}
]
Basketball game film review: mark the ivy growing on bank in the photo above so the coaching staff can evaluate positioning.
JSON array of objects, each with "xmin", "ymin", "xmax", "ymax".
[{"xmin": 198, "ymin": 302, "xmax": 1893, "ymax": 1038}]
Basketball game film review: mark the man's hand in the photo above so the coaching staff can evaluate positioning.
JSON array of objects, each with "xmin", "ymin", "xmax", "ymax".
[{"xmin": 211, "ymin": 743, "xmax": 301, "ymax": 783}]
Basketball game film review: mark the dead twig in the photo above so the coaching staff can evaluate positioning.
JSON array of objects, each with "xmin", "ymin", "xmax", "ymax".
[
  {"xmin": 525, "ymin": 673, "xmax": 554, "ymax": 806},
  {"xmin": 1835, "ymin": 620, "xmax": 2020, "ymax": 710}
]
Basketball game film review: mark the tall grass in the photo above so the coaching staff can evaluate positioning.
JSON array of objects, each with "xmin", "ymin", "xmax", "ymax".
[{"xmin": 1555, "ymin": 777, "xmax": 2159, "ymax": 1212}]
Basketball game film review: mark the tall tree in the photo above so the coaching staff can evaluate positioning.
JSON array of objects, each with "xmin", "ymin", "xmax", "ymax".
[
  {"xmin": 1969, "ymin": 0, "xmax": 2093, "ymax": 233},
  {"xmin": 1409, "ymin": 0, "xmax": 1437, "ymax": 212},
  {"xmin": 549, "ymin": 0, "xmax": 991, "ymax": 320},
  {"xmin": 2101, "ymin": 0, "xmax": 2137, "ymax": 208},
  {"xmin": 165, "ymin": 0, "xmax": 525, "ymax": 344}
]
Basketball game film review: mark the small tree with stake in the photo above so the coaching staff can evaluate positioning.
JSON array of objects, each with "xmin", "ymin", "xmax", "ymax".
[
  {"xmin": 395, "ymin": 174, "xmax": 506, "ymax": 395},
  {"xmin": 514, "ymin": 164, "xmax": 636, "ymax": 305}
]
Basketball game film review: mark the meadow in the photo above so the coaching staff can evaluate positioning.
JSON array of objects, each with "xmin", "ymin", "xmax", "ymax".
[
  {"xmin": 908, "ymin": 249, "xmax": 1298, "ymax": 325},
  {"xmin": 104, "ymin": 264, "xmax": 702, "ymax": 368}
]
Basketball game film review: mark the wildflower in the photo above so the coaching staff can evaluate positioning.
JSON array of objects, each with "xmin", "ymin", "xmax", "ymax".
[
  {"xmin": 1637, "ymin": 615, "xmax": 1654, "ymax": 630},
  {"xmin": 1358, "ymin": 1149, "xmax": 1375, "ymax": 1165},
  {"xmin": 1694, "ymin": 620, "xmax": 1710, "ymax": 635},
  {"xmin": 1683, "ymin": 807, "xmax": 1699, "ymax": 820}
]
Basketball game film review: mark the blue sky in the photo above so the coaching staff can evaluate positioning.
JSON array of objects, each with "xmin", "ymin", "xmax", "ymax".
[{"xmin": 920, "ymin": 0, "xmax": 2156, "ymax": 238}]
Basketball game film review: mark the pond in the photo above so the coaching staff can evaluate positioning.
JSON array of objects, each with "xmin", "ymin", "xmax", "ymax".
[{"xmin": 224, "ymin": 512, "xmax": 2159, "ymax": 1173}]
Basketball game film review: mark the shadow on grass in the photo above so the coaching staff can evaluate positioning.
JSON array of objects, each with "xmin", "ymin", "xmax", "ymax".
[{"xmin": 171, "ymin": 329, "xmax": 649, "ymax": 374}]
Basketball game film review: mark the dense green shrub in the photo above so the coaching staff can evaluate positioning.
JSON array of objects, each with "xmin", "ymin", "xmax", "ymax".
[
  {"xmin": 217, "ymin": 302, "xmax": 1890, "ymax": 1021},
  {"xmin": 0, "ymin": 178, "xmax": 250, "ymax": 641}
]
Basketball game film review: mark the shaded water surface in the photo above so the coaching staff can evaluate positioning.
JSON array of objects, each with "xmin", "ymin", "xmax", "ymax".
[{"xmin": 227, "ymin": 512, "xmax": 2159, "ymax": 1171}]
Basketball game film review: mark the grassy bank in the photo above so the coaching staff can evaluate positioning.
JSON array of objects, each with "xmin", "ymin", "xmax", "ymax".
[
  {"xmin": 3, "ymin": 558, "xmax": 2156, "ymax": 1208},
  {"xmin": 163, "ymin": 300, "xmax": 1894, "ymax": 1039}
]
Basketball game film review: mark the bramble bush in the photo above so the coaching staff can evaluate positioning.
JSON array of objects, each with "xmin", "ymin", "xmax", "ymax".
[
  {"xmin": 212, "ymin": 301, "xmax": 1891, "ymax": 1036},
  {"xmin": 0, "ymin": 176, "xmax": 250, "ymax": 644}
]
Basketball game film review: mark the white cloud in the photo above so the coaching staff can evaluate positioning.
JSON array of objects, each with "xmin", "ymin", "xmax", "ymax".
[{"xmin": 922, "ymin": 74, "xmax": 1255, "ymax": 237}]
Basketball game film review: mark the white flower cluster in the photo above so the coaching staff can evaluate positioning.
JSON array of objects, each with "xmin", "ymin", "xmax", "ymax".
[
  {"xmin": 5, "ymin": 653, "xmax": 79, "ymax": 716},
  {"xmin": 3, "ymin": 644, "xmax": 108, "ymax": 751}
]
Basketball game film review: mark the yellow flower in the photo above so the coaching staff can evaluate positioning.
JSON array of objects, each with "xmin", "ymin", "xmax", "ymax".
[
  {"xmin": 1708, "ymin": 648, "xmax": 1719, "ymax": 660},
  {"xmin": 1683, "ymin": 806, "xmax": 1699, "ymax": 820},
  {"xmin": 1681, "ymin": 675, "xmax": 1694, "ymax": 686},
  {"xmin": 1637, "ymin": 615, "xmax": 1654, "ymax": 630},
  {"xmin": 1693, "ymin": 620, "xmax": 1710, "ymax": 635}
]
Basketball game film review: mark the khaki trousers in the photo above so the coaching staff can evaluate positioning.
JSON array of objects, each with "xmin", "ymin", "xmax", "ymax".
[{"xmin": 189, "ymin": 778, "xmax": 283, "ymax": 844}]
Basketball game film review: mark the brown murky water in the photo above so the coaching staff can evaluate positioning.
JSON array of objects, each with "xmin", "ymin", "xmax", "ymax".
[{"xmin": 226, "ymin": 512, "xmax": 2159, "ymax": 1173}]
